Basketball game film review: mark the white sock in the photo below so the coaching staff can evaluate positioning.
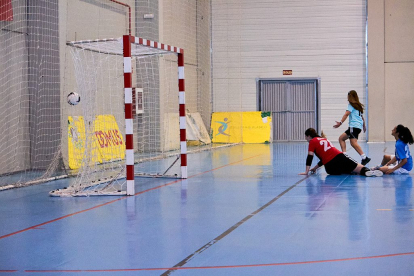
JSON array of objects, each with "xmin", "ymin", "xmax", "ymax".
[
  {"xmin": 361, "ymin": 154, "xmax": 366, "ymax": 159},
  {"xmin": 343, "ymin": 151, "xmax": 346, "ymax": 154}
]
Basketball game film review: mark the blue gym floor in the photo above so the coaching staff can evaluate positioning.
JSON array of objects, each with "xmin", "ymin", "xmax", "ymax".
[{"xmin": 0, "ymin": 142, "xmax": 413, "ymax": 275}]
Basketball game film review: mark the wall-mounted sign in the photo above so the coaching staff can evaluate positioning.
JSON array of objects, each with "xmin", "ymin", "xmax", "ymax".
[{"xmin": 283, "ymin": 70, "xmax": 292, "ymax": 75}]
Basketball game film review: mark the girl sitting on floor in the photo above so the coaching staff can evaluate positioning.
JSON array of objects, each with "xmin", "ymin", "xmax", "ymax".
[{"xmin": 373, "ymin": 125, "xmax": 413, "ymax": 175}]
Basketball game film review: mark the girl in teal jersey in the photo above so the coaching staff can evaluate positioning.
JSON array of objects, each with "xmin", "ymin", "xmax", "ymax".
[{"xmin": 333, "ymin": 90, "xmax": 371, "ymax": 165}]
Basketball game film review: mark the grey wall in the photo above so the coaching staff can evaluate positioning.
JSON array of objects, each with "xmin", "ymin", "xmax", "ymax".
[{"xmin": 211, "ymin": 0, "xmax": 367, "ymax": 140}]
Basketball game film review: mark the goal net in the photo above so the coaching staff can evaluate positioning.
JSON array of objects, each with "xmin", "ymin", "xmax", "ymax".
[{"xmin": 49, "ymin": 36, "xmax": 189, "ymax": 197}]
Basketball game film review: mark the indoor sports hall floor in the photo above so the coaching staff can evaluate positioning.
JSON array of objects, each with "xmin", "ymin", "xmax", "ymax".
[{"xmin": 0, "ymin": 142, "xmax": 413, "ymax": 275}]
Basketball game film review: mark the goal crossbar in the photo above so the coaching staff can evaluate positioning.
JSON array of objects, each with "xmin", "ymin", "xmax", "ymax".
[{"xmin": 66, "ymin": 37, "xmax": 181, "ymax": 57}]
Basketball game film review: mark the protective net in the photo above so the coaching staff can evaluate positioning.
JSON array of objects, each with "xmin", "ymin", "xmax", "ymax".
[{"xmin": 0, "ymin": 1, "xmax": 62, "ymax": 191}]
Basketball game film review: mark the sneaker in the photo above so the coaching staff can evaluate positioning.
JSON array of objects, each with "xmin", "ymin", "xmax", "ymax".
[
  {"xmin": 361, "ymin": 157, "xmax": 371, "ymax": 165},
  {"xmin": 370, "ymin": 165, "xmax": 381, "ymax": 171},
  {"xmin": 365, "ymin": 170, "xmax": 383, "ymax": 177}
]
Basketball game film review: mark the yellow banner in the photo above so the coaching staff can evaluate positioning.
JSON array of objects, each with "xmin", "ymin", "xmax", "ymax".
[
  {"xmin": 93, "ymin": 115, "xmax": 125, "ymax": 161},
  {"xmin": 68, "ymin": 116, "xmax": 101, "ymax": 170},
  {"xmin": 211, "ymin": 111, "xmax": 272, "ymax": 143},
  {"xmin": 68, "ymin": 115, "xmax": 124, "ymax": 170}
]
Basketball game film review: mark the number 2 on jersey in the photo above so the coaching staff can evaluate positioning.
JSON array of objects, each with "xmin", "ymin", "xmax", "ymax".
[{"xmin": 320, "ymin": 140, "xmax": 333, "ymax": 152}]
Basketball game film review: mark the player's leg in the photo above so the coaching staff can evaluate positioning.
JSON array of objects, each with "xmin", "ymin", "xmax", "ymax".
[
  {"xmin": 388, "ymin": 165, "xmax": 410, "ymax": 174},
  {"xmin": 348, "ymin": 127, "xmax": 370, "ymax": 165},
  {"xmin": 354, "ymin": 164, "xmax": 383, "ymax": 177},
  {"xmin": 325, "ymin": 153, "xmax": 382, "ymax": 176},
  {"xmin": 350, "ymin": 138, "xmax": 364, "ymax": 155},
  {"xmin": 338, "ymin": 132, "xmax": 348, "ymax": 153},
  {"xmin": 328, "ymin": 153, "xmax": 358, "ymax": 174},
  {"xmin": 377, "ymin": 163, "xmax": 409, "ymax": 175},
  {"xmin": 378, "ymin": 165, "xmax": 389, "ymax": 173},
  {"xmin": 333, "ymin": 153, "xmax": 380, "ymax": 176},
  {"xmin": 340, "ymin": 152, "xmax": 381, "ymax": 177},
  {"xmin": 352, "ymin": 163, "xmax": 362, "ymax": 174},
  {"xmin": 371, "ymin": 155, "xmax": 394, "ymax": 171},
  {"xmin": 381, "ymin": 155, "xmax": 392, "ymax": 166}
]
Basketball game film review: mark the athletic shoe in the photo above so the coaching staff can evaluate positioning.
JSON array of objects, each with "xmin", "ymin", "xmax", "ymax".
[
  {"xmin": 361, "ymin": 157, "xmax": 371, "ymax": 165},
  {"xmin": 365, "ymin": 170, "xmax": 383, "ymax": 177},
  {"xmin": 370, "ymin": 165, "xmax": 381, "ymax": 171}
]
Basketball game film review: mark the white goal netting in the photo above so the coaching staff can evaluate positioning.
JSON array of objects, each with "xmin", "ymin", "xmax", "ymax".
[{"xmin": 50, "ymin": 38, "xmax": 191, "ymax": 196}]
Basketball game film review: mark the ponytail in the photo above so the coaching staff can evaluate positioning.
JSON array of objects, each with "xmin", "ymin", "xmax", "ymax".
[
  {"xmin": 396, "ymin": 124, "xmax": 414, "ymax": 144},
  {"xmin": 348, "ymin": 90, "xmax": 364, "ymax": 113}
]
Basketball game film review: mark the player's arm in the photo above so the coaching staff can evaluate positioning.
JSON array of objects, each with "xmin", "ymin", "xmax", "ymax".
[
  {"xmin": 333, "ymin": 110, "xmax": 351, "ymax": 128},
  {"xmin": 299, "ymin": 151, "xmax": 315, "ymax": 175},
  {"xmin": 310, "ymin": 160, "xmax": 323, "ymax": 174}
]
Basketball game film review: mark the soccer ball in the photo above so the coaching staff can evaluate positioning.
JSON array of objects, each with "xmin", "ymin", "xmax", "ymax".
[{"xmin": 67, "ymin": 92, "xmax": 80, "ymax": 105}]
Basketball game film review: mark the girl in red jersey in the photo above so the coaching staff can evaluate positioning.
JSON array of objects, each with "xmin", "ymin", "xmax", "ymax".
[{"xmin": 299, "ymin": 128, "xmax": 382, "ymax": 177}]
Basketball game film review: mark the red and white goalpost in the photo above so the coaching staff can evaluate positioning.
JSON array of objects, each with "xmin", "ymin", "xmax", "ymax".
[
  {"xmin": 50, "ymin": 35, "xmax": 187, "ymax": 197},
  {"xmin": 123, "ymin": 35, "xmax": 187, "ymax": 195}
]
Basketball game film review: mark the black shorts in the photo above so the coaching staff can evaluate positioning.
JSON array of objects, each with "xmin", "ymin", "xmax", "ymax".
[
  {"xmin": 345, "ymin": 127, "xmax": 361, "ymax": 139},
  {"xmin": 324, "ymin": 153, "xmax": 358, "ymax": 175}
]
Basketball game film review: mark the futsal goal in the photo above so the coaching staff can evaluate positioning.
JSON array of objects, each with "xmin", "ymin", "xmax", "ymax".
[{"xmin": 50, "ymin": 35, "xmax": 187, "ymax": 197}]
